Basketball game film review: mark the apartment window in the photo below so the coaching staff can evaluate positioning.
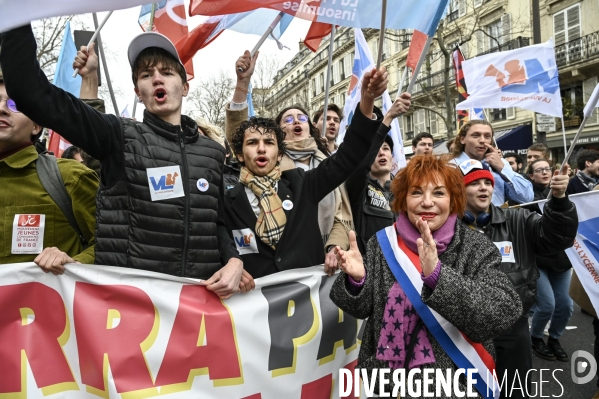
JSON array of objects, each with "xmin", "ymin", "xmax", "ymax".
[
  {"xmin": 339, "ymin": 58, "xmax": 345, "ymax": 80},
  {"xmin": 486, "ymin": 20, "xmax": 502, "ymax": 51},
  {"xmin": 490, "ymin": 108, "xmax": 506, "ymax": 121},
  {"xmin": 554, "ymin": 4, "xmax": 581, "ymax": 46},
  {"xmin": 333, "ymin": 61, "xmax": 340, "ymax": 84}
]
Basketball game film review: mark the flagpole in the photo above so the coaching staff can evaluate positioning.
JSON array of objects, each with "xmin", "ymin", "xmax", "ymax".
[
  {"xmin": 559, "ymin": 116, "xmax": 568, "ymax": 156},
  {"xmin": 376, "ymin": 0, "xmax": 387, "ymax": 69},
  {"xmin": 72, "ymin": 11, "xmax": 113, "ymax": 77},
  {"xmin": 132, "ymin": 95, "xmax": 139, "ymax": 120},
  {"xmin": 322, "ymin": 25, "xmax": 336, "ymax": 137},
  {"xmin": 133, "ymin": 3, "xmax": 157, "ymax": 120},
  {"xmin": 406, "ymin": 36, "xmax": 433, "ymax": 94},
  {"xmin": 237, "ymin": 12, "xmax": 286, "ymax": 72},
  {"xmin": 395, "ymin": 65, "xmax": 408, "ymax": 100},
  {"xmin": 91, "ymin": 12, "xmax": 118, "ymax": 115}
]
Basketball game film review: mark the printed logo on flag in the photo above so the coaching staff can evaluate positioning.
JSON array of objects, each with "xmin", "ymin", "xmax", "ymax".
[
  {"xmin": 146, "ymin": 166, "xmax": 185, "ymax": 201},
  {"xmin": 494, "ymin": 241, "xmax": 516, "ymax": 263},
  {"xmin": 484, "ymin": 59, "xmax": 559, "ymax": 95}
]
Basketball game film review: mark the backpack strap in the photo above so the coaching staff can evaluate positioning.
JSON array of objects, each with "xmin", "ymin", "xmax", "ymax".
[{"xmin": 36, "ymin": 154, "xmax": 89, "ymax": 249}]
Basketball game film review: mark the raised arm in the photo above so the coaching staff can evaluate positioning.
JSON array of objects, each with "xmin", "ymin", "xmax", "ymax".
[
  {"xmin": 484, "ymin": 144, "xmax": 533, "ymax": 203},
  {"xmin": 224, "ymin": 51, "xmax": 257, "ymax": 145},
  {"xmin": 0, "ymin": 24, "xmax": 121, "ymax": 161},
  {"xmin": 75, "ymin": 43, "xmax": 99, "ymax": 100}
]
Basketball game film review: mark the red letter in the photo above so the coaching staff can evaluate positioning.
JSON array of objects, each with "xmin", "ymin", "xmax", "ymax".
[
  {"xmin": 74, "ymin": 283, "xmax": 156, "ymax": 394},
  {"xmin": 0, "ymin": 283, "xmax": 75, "ymax": 393},
  {"xmin": 155, "ymin": 285, "xmax": 241, "ymax": 387},
  {"xmin": 301, "ymin": 374, "xmax": 333, "ymax": 399}
]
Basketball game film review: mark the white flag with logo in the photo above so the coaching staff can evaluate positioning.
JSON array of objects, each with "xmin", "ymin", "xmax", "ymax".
[{"xmin": 456, "ymin": 40, "xmax": 562, "ymax": 117}]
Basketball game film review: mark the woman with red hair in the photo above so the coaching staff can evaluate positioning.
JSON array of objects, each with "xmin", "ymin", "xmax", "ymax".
[{"xmin": 330, "ymin": 155, "xmax": 522, "ymax": 398}]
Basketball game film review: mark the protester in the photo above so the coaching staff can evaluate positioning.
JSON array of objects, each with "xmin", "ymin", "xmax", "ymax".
[
  {"xmin": 527, "ymin": 143, "xmax": 550, "ymax": 165},
  {"xmin": 223, "ymin": 139, "xmax": 241, "ymax": 190},
  {"xmin": 224, "ymin": 67, "xmax": 399, "ymax": 278},
  {"xmin": 313, "ymin": 103, "xmax": 343, "ymax": 154},
  {"xmin": 445, "ymin": 139, "xmax": 455, "ymax": 154},
  {"xmin": 61, "ymin": 145, "xmax": 83, "ymax": 162},
  {"xmin": 504, "ymin": 152, "xmax": 523, "ymax": 174},
  {"xmin": 345, "ymin": 131, "xmax": 398, "ymax": 255},
  {"xmin": 524, "ymin": 159, "xmax": 575, "ymax": 362},
  {"xmin": 225, "ymin": 51, "xmax": 355, "ymax": 274},
  {"xmin": 0, "ymin": 25, "xmax": 243, "ymax": 298},
  {"xmin": 0, "ymin": 68, "xmax": 98, "ymax": 272},
  {"xmin": 331, "ymin": 155, "xmax": 522, "ymax": 397},
  {"xmin": 451, "ymin": 120, "xmax": 533, "ymax": 205},
  {"xmin": 461, "ymin": 158, "xmax": 577, "ymax": 396},
  {"xmin": 567, "ymin": 149, "xmax": 599, "ymax": 194},
  {"xmin": 411, "ymin": 132, "xmax": 434, "ymax": 156}
]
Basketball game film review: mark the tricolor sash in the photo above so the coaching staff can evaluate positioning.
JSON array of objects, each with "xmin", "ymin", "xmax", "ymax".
[{"xmin": 376, "ymin": 226, "xmax": 500, "ymax": 399}]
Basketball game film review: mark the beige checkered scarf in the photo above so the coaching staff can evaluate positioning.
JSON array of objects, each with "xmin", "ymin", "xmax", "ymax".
[{"xmin": 240, "ymin": 165, "xmax": 286, "ymax": 249}]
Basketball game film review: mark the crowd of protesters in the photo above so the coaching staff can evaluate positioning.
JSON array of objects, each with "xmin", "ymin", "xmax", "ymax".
[{"xmin": 2, "ymin": 23, "xmax": 599, "ymax": 399}]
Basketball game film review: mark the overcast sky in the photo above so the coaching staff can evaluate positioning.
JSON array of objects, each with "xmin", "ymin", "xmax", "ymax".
[{"xmin": 76, "ymin": 1, "xmax": 311, "ymax": 116}]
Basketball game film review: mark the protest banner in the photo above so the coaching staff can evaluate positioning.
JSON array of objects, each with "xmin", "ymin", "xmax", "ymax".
[{"xmin": 0, "ymin": 263, "xmax": 361, "ymax": 398}]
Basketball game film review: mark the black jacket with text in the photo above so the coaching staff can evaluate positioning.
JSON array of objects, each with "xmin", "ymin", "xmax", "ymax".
[
  {"xmin": 223, "ymin": 105, "xmax": 384, "ymax": 278},
  {"xmin": 479, "ymin": 195, "xmax": 578, "ymax": 314}
]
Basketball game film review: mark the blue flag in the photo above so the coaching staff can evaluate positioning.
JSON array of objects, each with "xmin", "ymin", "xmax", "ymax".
[
  {"xmin": 247, "ymin": 83, "xmax": 256, "ymax": 118},
  {"xmin": 52, "ymin": 21, "xmax": 82, "ymax": 96}
]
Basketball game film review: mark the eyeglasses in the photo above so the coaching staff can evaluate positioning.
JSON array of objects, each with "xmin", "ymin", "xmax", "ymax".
[
  {"xmin": 282, "ymin": 114, "xmax": 309, "ymax": 125},
  {"xmin": 533, "ymin": 167, "xmax": 552, "ymax": 174},
  {"xmin": 0, "ymin": 98, "xmax": 19, "ymax": 113}
]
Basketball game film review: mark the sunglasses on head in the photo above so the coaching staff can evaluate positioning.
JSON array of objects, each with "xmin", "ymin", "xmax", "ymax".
[
  {"xmin": 1, "ymin": 98, "xmax": 19, "ymax": 113},
  {"xmin": 282, "ymin": 114, "xmax": 309, "ymax": 125}
]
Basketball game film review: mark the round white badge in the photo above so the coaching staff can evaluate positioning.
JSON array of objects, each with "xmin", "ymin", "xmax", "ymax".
[
  {"xmin": 197, "ymin": 178, "xmax": 209, "ymax": 192},
  {"xmin": 282, "ymin": 200, "xmax": 293, "ymax": 210}
]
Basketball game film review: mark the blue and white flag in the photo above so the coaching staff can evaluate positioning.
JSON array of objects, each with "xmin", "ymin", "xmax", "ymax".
[
  {"xmin": 52, "ymin": 21, "xmax": 81, "ymax": 96},
  {"xmin": 337, "ymin": 29, "xmax": 406, "ymax": 172},
  {"xmin": 247, "ymin": 83, "xmax": 256, "ymax": 118},
  {"xmin": 457, "ymin": 40, "xmax": 562, "ymax": 117},
  {"xmin": 469, "ymin": 108, "xmax": 485, "ymax": 120}
]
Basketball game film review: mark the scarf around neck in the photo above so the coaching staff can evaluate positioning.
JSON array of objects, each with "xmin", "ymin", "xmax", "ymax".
[
  {"xmin": 239, "ymin": 165, "xmax": 286, "ymax": 249},
  {"xmin": 395, "ymin": 212, "xmax": 457, "ymax": 256},
  {"xmin": 283, "ymin": 137, "xmax": 325, "ymax": 164}
]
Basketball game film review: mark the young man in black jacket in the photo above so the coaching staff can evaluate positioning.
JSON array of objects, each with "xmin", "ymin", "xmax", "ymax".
[
  {"xmin": 224, "ymin": 72, "xmax": 411, "ymax": 279},
  {"xmin": 0, "ymin": 25, "xmax": 242, "ymax": 298},
  {"xmin": 459, "ymin": 159, "xmax": 578, "ymax": 399}
]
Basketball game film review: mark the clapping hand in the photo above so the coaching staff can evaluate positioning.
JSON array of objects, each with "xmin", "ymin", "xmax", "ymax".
[
  {"xmin": 335, "ymin": 231, "xmax": 365, "ymax": 282},
  {"xmin": 415, "ymin": 217, "xmax": 439, "ymax": 277}
]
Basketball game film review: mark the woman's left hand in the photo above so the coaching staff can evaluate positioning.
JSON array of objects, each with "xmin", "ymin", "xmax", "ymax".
[{"xmin": 415, "ymin": 217, "xmax": 439, "ymax": 277}]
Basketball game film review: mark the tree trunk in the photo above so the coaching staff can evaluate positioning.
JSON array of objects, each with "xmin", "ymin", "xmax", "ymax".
[{"xmin": 436, "ymin": 21, "xmax": 454, "ymax": 138}]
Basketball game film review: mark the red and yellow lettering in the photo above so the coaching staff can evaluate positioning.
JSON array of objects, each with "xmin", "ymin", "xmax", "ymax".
[
  {"xmin": 301, "ymin": 374, "xmax": 333, "ymax": 399},
  {"xmin": 155, "ymin": 285, "xmax": 242, "ymax": 392},
  {"xmin": 73, "ymin": 283, "xmax": 159, "ymax": 397},
  {"xmin": 0, "ymin": 283, "xmax": 76, "ymax": 395}
]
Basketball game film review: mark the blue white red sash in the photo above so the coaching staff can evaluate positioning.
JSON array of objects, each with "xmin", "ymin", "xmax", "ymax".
[{"xmin": 376, "ymin": 226, "xmax": 501, "ymax": 399}]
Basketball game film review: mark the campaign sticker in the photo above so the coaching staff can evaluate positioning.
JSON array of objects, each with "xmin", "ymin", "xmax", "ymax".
[
  {"xmin": 232, "ymin": 228, "xmax": 259, "ymax": 255},
  {"xmin": 197, "ymin": 178, "xmax": 209, "ymax": 192},
  {"xmin": 282, "ymin": 200, "xmax": 294, "ymax": 211},
  {"xmin": 12, "ymin": 214, "xmax": 45, "ymax": 254},
  {"xmin": 146, "ymin": 166, "xmax": 185, "ymax": 201},
  {"xmin": 494, "ymin": 241, "xmax": 516, "ymax": 263}
]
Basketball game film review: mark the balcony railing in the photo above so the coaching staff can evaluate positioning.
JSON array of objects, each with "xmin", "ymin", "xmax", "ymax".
[
  {"xmin": 412, "ymin": 67, "xmax": 455, "ymax": 94},
  {"xmin": 477, "ymin": 36, "xmax": 531, "ymax": 57},
  {"xmin": 555, "ymin": 31, "xmax": 599, "ymax": 67}
]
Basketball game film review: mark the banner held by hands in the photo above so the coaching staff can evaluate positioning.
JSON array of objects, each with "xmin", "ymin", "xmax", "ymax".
[{"xmin": 72, "ymin": 11, "xmax": 113, "ymax": 78}]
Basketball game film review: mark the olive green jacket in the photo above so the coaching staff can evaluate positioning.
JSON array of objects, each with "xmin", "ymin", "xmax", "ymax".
[{"xmin": 0, "ymin": 146, "xmax": 99, "ymax": 264}]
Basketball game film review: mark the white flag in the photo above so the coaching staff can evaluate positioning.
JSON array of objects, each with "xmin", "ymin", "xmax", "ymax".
[
  {"xmin": 1, "ymin": 0, "xmax": 148, "ymax": 33},
  {"xmin": 456, "ymin": 40, "xmax": 562, "ymax": 117},
  {"xmin": 120, "ymin": 105, "xmax": 131, "ymax": 119},
  {"xmin": 337, "ymin": 29, "xmax": 406, "ymax": 172},
  {"xmin": 583, "ymin": 83, "xmax": 599, "ymax": 118}
]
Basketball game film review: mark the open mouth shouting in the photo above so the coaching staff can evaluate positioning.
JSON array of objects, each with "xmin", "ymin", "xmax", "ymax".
[
  {"xmin": 378, "ymin": 158, "xmax": 388, "ymax": 167},
  {"xmin": 477, "ymin": 193, "xmax": 490, "ymax": 202},
  {"xmin": 154, "ymin": 88, "xmax": 167, "ymax": 103},
  {"xmin": 293, "ymin": 125, "xmax": 303, "ymax": 136},
  {"xmin": 254, "ymin": 155, "xmax": 269, "ymax": 168}
]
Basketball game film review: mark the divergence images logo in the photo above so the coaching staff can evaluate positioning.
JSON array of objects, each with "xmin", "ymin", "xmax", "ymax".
[
  {"xmin": 150, "ymin": 172, "xmax": 179, "ymax": 192},
  {"xmin": 484, "ymin": 59, "xmax": 559, "ymax": 95},
  {"xmin": 572, "ymin": 350, "xmax": 598, "ymax": 384}
]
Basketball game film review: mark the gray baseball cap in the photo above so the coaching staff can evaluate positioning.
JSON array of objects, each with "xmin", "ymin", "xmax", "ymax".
[{"xmin": 127, "ymin": 31, "xmax": 184, "ymax": 69}]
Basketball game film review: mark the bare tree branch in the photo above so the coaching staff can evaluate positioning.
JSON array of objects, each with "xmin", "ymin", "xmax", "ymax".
[{"xmin": 186, "ymin": 70, "xmax": 234, "ymax": 127}]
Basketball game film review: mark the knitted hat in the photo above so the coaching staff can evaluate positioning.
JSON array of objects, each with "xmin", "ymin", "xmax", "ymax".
[
  {"xmin": 384, "ymin": 134, "xmax": 394, "ymax": 152},
  {"xmin": 458, "ymin": 159, "xmax": 495, "ymax": 187}
]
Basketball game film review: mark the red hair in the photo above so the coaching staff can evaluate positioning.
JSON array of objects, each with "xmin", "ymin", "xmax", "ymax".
[{"xmin": 391, "ymin": 155, "xmax": 466, "ymax": 217}]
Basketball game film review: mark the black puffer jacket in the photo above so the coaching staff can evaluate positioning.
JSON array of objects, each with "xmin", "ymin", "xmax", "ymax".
[
  {"xmin": 526, "ymin": 183, "xmax": 574, "ymax": 273},
  {"xmin": 484, "ymin": 195, "xmax": 578, "ymax": 313},
  {"xmin": 0, "ymin": 24, "xmax": 239, "ymax": 278}
]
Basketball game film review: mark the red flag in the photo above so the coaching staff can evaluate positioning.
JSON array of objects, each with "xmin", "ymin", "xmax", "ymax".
[
  {"xmin": 189, "ymin": 0, "xmax": 285, "ymax": 16},
  {"xmin": 303, "ymin": 22, "xmax": 332, "ymax": 52},
  {"xmin": 47, "ymin": 130, "xmax": 72, "ymax": 158},
  {"xmin": 452, "ymin": 47, "xmax": 469, "ymax": 128},
  {"xmin": 140, "ymin": 0, "xmax": 195, "ymax": 80},
  {"xmin": 406, "ymin": 30, "xmax": 428, "ymax": 70},
  {"xmin": 175, "ymin": 16, "xmax": 224, "ymax": 65}
]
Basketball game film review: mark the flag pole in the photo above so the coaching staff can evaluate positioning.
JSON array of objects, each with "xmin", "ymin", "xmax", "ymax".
[
  {"xmin": 559, "ymin": 116, "xmax": 568, "ymax": 156},
  {"xmin": 237, "ymin": 11, "xmax": 286, "ymax": 72},
  {"xmin": 321, "ymin": 25, "xmax": 336, "ymax": 137},
  {"xmin": 72, "ymin": 11, "xmax": 113, "ymax": 77},
  {"xmin": 91, "ymin": 12, "xmax": 118, "ymax": 115},
  {"xmin": 133, "ymin": 3, "xmax": 157, "ymax": 120},
  {"xmin": 406, "ymin": 36, "xmax": 433, "ymax": 94},
  {"xmin": 376, "ymin": 0, "xmax": 387, "ymax": 69},
  {"xmin": 395, "ymin": 65, "xmax": 408, "ymax": 100}
]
